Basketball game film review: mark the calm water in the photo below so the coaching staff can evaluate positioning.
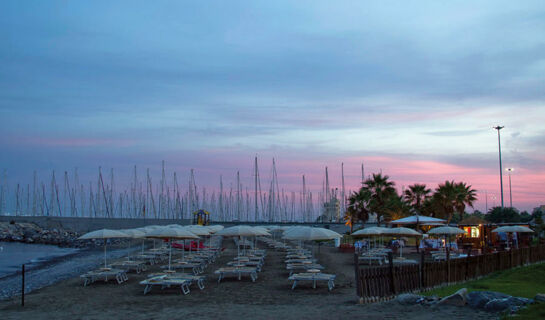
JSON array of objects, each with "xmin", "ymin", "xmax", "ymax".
[{"xmin": 0, "ymin": 242, "xmax": 79, "ymax": 278}]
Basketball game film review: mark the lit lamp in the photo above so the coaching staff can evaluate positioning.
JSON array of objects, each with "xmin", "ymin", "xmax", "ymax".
[{"xmin": 506, "ymin": 168, "xmax": 514, "ymax": 208}]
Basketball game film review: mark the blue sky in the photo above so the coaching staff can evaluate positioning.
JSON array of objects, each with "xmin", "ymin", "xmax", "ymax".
[{"xmin": 1, "ymin": 1, "xmax": 544, "ymax": 211}]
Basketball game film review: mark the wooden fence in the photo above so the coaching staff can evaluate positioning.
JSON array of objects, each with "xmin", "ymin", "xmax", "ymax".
[{"xmin": 355, "ymin": 244, "xmax": 545, "ymax": 299}]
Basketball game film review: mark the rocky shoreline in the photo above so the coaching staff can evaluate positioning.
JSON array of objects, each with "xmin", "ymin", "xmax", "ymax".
[{"xmin": 0, "ymin": 221, "xmax": 127, "ymax": 248}]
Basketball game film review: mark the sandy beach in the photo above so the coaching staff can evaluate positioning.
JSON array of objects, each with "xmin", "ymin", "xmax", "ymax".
[{"xmin": 0, "ymin": 240, "xmax": 497, "ymax": 320}]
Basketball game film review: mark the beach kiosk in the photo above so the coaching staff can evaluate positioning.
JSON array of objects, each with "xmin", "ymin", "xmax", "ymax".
[{"xmin": 192, "ymin": 209, "xmax": 210, "ymax": 226}]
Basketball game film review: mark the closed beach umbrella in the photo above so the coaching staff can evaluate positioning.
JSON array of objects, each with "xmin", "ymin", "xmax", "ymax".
[
  {"xmin": 145, "ymin": 227, "xmax": 199, "ymax": 271},
  {"xmin": 78, "ymin": 229, "xmax": 130, "ymax": 269}
]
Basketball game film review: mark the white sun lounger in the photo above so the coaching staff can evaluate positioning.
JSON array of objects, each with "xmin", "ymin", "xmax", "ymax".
[
  {"xmin": 140, "ymin": 276, "xmax": 192, "ymax": 295},
  {"xmin": 215, "ymin": 267, "xmax": 258, "ymax": 283},
  {"xmin": 147, "ymin": 272, "xmax": 206, "ymax": 291},
  {"xmin": 110, "ymin": 260, "xmax": 147, "ymax": 273},
  {"xmin": 286, "ymin": 263, "xmax": 324, "ymax": 276},
  {"xmin": 161, "ymin": 262, "xmax": 203, "ymax": 275},
  {"xmin": 288, "ymin": 272, "xmax": 336, "ymax": 291},
  {"xmin": 80, "ymin": 268, "xmax": 128, "ymax": 287}
]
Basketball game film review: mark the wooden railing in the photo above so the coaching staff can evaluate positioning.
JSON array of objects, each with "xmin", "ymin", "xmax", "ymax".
[{"xmin": 355, "ymin": 244, "xmax": 545, "ymax": 300}]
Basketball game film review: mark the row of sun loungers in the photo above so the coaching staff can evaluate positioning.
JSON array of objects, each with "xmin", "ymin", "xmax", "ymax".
[
  {"xmin": 214, "ymin": 248, "xmax": 266, "ymax": 283},
  {"xmin": 257, "ymin": 237, "xmax": 337, "ymax": 292},
  {"xmin": 81, "ymin": 236, "xmax": 224, "ymax": 296}
]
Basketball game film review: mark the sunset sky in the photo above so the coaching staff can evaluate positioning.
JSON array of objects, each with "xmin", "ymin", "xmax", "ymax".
[{"xmin": 1, "ymin": 1, "xmax": 544, "ymax": 212}]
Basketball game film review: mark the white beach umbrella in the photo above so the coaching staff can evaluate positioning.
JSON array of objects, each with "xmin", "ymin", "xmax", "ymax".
[
  {"xmin": 492, "ymin": 226, "xmax": 534, "ymax": 233},
  {"xmin": 352, "ymin": 227, "xmax": 388, "ymax": 236},
  {"xmin": 78, "ymin": 229, "xmax": 130, "ymax": 268},
  {"xmin": 427, "ymin": 226, "xmax": 467, "ymax": 235},
  {"xmin": 390, "ymin": 215, "xmax": 446, "ymax": 226},
  {"xmin": 384, "ymin": 227, "xmax": 422, "ymax": 236},
  {"xmin": 383, "ymin": 227, "xmax": 422, "ymax": 258},
  {"xmin": 119, "ymin": 229, "xmax": 146, "ymax": 261},
  {"xmin": 282, "ymin": 226, "xmax": 342, "ymax": 241},
  {"xmin": 427, "ymin": 226, "xmax": 466, "ymax": 256},
  {"xmin": 216, "ymin": 225, "xmax": 261, "ymax": 256},
  {"xmin": 352, "ymin": 227, "xmax": 389, "ymax": 250},
  {"xmin": 145, "ymin": 227, "xmax": 199, "ymax": 271}
]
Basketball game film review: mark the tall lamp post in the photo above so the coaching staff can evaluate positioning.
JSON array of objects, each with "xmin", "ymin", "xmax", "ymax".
[
  {"xmin": 506, "ymin": 168, "xmax": 514, "ymax": 208},
  {"xmin": 493, "ymin": 126, "xmax": 505, "ymax": 208}
]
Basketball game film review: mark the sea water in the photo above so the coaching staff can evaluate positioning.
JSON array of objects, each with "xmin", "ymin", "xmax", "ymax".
[{"xmin": 0, "ymin": 242, "xmax": 79, "ymax": 278}]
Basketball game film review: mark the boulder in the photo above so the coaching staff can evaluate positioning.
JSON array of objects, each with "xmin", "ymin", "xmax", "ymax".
[
  {"xmin": 467, "ymin": 291, "xmax": 510, "ymax": 309},
  {"xmin": 396, "ymin": 293, "xmax": 424, "ymax": 305},
  {"xmin": 484, "ymin": 296, "xmax": 532, "ymax": 312},
  {"xmin": 535, "ymin": 293, "xmax": 545, "ymax": 303},
  {"xmin": 438, "ymin": 288, "xmax": 468, "ymax": 306}
]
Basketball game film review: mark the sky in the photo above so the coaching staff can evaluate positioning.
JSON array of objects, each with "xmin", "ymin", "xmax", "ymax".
[{"xmin": 1, "ymin": 1, "xmax": 544, "ymax": 213}]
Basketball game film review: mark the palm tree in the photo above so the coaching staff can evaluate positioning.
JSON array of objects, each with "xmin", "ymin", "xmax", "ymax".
[
  {"xmin": 431, "ymin": 181, "xmax": 477, "ymax": 223},
  {"xmin": 363, "ymin": 173, "xmax": 398, "ymax": 225},
  {"xmin": 453, "ymin": 182, "xmax": 477, "ymax": 218},
  {"xmin": 344, "ymin": 189, "xmax": 371, "ymax": 233},
  {"xmin": 403, "ymin": 184, "xmax": 431, "ymax": 215}
]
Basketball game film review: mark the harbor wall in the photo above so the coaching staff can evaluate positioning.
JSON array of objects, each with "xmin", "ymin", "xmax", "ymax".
[{"xmin": 0, "ymin": 215, "xmax": 355, "ymax": 234}]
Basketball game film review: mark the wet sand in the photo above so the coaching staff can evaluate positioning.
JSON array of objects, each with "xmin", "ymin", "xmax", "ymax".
[{"xmin": 0, "ymin": 240, "xmax": 496, "ymax": 320}]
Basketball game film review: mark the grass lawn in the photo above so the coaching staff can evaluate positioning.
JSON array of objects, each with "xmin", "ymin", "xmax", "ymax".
[{"xmin": 422, "ymin": 262, "xmax": 545, "ymax": 319}]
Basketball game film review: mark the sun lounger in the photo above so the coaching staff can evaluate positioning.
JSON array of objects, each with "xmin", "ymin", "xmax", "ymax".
[
  {"xmin": 286, "ymin": 263, "xmax": 324, "ymax": 276},
  {"xmin": 80, "ymin": 268, "xmax": 128, "ymax": 287},
  {"xmin": 147, "ymin": 273, "xmax": 206, "ymax": 291},
  {"xmin": 227, "ymin": 260, "xmax": 263, "ymax": 271},
  {"xmin": 134, "ymin": 254, "xmax": 160, "ymax": 265},
  {"xmin": 140, "ymin": 276, "xmax": 192, "ymax": 295},
  {"xmin": 288, "ymin": 272, "xmax": 336, "ymax": 291},
  {"xmin": 285, "ymin": 258, "xmax": 317, "ymax": 264},
  {"xmin": 214, "ymin": 267, "xmax": 258, "ymax": 283},
  {"xmin": 110, "ymin": 260, "xmax": 147, "ymax": 273},
  {"xmin": 161, "ymin": 262, "xmax": 203, "ymax": 275}
]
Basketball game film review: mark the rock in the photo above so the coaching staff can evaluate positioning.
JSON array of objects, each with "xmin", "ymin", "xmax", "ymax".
[
  {"xmin": 535, "ymin": 293, "xmax": 545, "ymax": 303},
  {"xmin": 467, "ymin": 291, "xmax": 510, "ymax": 309},
  {"xmin": 396, "ymin": 293, "xmax": 424, "ymax": 305},
  {"xmin": 484, "ymin": 296, "xmax": 533, "ymax": 312},
  {"xmin": 438, "ymin": 288, "xmax": 468, "ymax": 306}
]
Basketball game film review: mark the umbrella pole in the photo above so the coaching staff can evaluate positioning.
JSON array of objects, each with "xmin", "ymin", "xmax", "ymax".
[
  {"xmin": 141, "ymin": 239, "xmax": 145, "ymax": 254},
  {"xmin": 168, "ymin": 238, "xmax": 172, "ymax": 271},
  {"xmin": 237, "ymin": 236, "xmax": 240, "ymax": 257},
  {"xmin": 104, "ymin": 241, "xmax": 107, "ymax": 269}
]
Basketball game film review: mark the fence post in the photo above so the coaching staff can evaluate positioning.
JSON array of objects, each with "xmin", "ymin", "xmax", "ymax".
[
  {"xmin": 388, "ymin": 252, "xmax": 395, "ymax": 295},
  {"xmin": 354, "ymin": 253, "xmax": 361, "ymax": 299}
]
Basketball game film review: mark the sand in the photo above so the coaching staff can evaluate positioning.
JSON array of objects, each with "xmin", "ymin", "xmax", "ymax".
[{"xmin": 0, "ymin": 240, "xmax": 497, "ymax": 320}]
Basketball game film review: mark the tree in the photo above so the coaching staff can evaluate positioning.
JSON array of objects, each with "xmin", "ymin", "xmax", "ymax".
[
  {"xmin": 429, "ymin": 181, "xmax": 477, "ymax": 223},
  {"xmin": 386, "ymin": 194, "xmax": 411, "ymax": 221},
  {"xmin": 363, "ymin": 173, "xmax": 398, "ymax": 225},
  {"xmin": 403, "ymin": 184, "xmax": 431, "ymax": 215},
  {"xmin": 485, "ymin": 207, "xmax": 521, "ymax": 223},
  {"xmin": 344, "ymin": 189, "xmax": 371, "ymax": 233}
]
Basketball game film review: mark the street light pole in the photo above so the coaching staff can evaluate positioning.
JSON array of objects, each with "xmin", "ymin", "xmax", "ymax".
[
  {"xmin": 506, "ymin": 168, "xmax": 514, "ymax": 208},
  {"xmin": 493, "ymin": 126, "xmax": 505, "ymax": 208}
]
